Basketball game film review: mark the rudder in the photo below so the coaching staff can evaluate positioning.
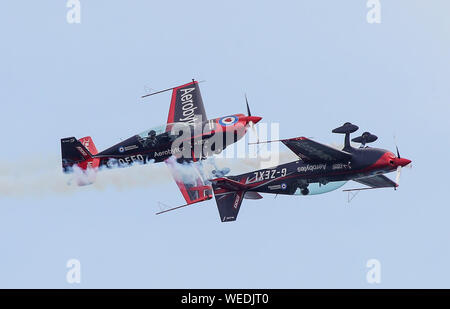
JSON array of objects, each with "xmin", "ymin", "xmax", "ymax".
[
  {"xmin": 211, "ymin": 177, "xmax": 247, "ymax": 222},
  {"xmin": 61, "ymin": 136, "xmax": 99, "ymax": 173}
]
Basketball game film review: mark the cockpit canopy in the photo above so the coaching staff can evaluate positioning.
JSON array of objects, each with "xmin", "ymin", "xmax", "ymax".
[{"xmin": 137, "ymin": 124, "xmax": 167, "ymax": 139}]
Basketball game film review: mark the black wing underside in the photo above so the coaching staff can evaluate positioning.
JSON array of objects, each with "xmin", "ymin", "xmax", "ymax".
[
  {"xmin": 281, "ymin": 137, "xmax": 352, "ymax": 163},
  {"xmin": 353, "ymin": 174, "xmax": 397, "ymax": 188}
]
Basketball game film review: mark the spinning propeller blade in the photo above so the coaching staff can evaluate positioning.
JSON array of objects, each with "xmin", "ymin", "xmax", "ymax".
[
  {"xmin": 245, "ymin": 94, "xmax": 251, "ymax": 117},
  {"xmin": 395, "ymin": 166, "xmax": 402, "ymax": 186},
  {"xmin": 245, "ymin": 94, "xmax": 260, "ymax": 151},
  {"xmin": 393, "ymin": 136, "xmax": 411, "ymax": 187}
]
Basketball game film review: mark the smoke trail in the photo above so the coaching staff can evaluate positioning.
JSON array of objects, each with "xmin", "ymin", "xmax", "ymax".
[
  {"xmin": 0, "ymin": 150, "xmax": 303, "ymax": 199},
  {"xmin": 0, "ymin": 155, "xmax": 172, "ymax": 198}
]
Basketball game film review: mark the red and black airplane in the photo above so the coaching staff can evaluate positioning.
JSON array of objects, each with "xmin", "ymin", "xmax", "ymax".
[
  {"xmin": 210, "ymin": 122, "xmax": 411, "ymax": 222},
  {"xmin": 61, "ymin": 80, "xmax": 262, "ymax": 206}
]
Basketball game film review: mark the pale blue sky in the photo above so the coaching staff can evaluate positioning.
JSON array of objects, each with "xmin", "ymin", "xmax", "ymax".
[{"xmin": 1, "ymin": 1, "xmax": 449, "ymax": 288}]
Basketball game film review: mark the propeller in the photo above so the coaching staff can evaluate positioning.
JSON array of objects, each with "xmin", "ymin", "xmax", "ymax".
[
  {"xmin": 394, "ymin": 135, "xmax": 402, "ymax": 187},
  {"xmin": 395, "ymin": 166, "xmax": 402, "ymax": 187},
  {"xmin": 393, "ymin": 136, "xmax": 411, "ymax": 188},
  {"xmin": 245, "ymin": 94, "xmax": 260, "ymax": 146}
]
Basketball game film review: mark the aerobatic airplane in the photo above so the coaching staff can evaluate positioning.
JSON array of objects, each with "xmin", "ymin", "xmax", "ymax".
[
  {"xmin": 210, "ymin": 122, "xmax": 412, "ymax": 222},
  {"xmin": 61, "ymin": 80, "xmax": 262, "ymax": 206}
]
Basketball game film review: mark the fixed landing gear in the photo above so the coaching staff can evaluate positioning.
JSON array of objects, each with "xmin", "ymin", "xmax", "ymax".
[
  {"xmin": 296, "ymin": 181, "xmax": 310, "ymax": 196},
  {"xmin": 300, "ymin": 188, "xmax": 310, "ymax": 196}
]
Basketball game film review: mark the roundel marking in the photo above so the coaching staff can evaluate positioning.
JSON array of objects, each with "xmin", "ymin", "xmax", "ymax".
[
  {"xmin": 118, "ymin": 146, "xmax": 125, "ymax": 153},
  {"xmin": 281, "ymin": 183, "xmax": 287, "ymax": 190},
  {"xmin": 219, "ymin": 115, "xmax": 238, "ymax": 126}
]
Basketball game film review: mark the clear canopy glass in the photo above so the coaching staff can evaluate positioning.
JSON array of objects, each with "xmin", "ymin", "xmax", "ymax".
[
  {"xmin": 137, "ymin": 124, "xmax": 167, "ymax": 139},
  {"xmin": 294, "ymin": 181, "xmax": 347, "ymax": 195}
]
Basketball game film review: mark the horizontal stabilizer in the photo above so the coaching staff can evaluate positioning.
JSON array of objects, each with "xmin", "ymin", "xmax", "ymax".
[
  {"xmin": 210, "ymin": 177, "xmax": 249, "ymax": 192},
  {"xmin": 244, "ymin": 191, "xmax": 263, "ymax": 200}
]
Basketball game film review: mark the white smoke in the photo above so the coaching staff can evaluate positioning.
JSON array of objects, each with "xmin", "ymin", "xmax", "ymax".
[
  {"xmin": 0, "ymin": 150, "xmax": 301, "ymax": 199},
  {"xmin": 0, "ymin": 155, "xmax": 171, "ymax": 198}
]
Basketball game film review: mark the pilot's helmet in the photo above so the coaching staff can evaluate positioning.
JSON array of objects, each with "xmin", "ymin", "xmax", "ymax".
[{"xmin": 148, "ymin": 130, "xmax": 156, "ymax": 137}]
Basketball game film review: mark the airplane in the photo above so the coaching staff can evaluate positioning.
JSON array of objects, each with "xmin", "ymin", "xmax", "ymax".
[
  {"xmin": 60, "ymin": 80, "xmax": 262, "ymax": 206},
  {"xmin": 209, "ymin": 122, "xmax": 412, "ymax": 222}
]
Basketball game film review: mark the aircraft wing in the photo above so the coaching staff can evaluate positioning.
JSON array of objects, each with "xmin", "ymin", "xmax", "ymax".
[
  {"xmin": 281, "ymin": 137, "xmax": 352, "ymax": 163},
  {"xmin": 164, "ymin": 157, "xmax": 213, "ymax": 205},
  {"xmin": 353, "ymin": 174, "xmax": 398, "ymax": 189},
  {"xmin": 166, "ymin": 81, "xmax": 207, "ymax": 129}
]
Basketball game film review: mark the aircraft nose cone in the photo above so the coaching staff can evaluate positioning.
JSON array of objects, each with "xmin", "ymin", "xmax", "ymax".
[
  {"xmin": 397, "ymin": 158, "xmax": 411, "ymax": 167},
  {"xmin": 246, "ymin": 116, "xmax": 262, "ymax": 124}
]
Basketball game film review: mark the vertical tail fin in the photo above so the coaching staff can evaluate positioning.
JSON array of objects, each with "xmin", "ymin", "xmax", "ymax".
[
  {"xmin": 76, "ymin": 136, "xmax": 100, "ymax": 171},
  {"xmin": 211, "ymin": 177, "xmax": 248, "ymax": 222},
  {"xmin": 61, "ymin": 136, "xmax": 100, "ymax": 174}
]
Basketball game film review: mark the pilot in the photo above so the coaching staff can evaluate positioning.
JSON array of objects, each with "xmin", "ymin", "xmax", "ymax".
[{"xmin": 144, "ymin": 130, "xmax": 157, "ymax": 148}]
